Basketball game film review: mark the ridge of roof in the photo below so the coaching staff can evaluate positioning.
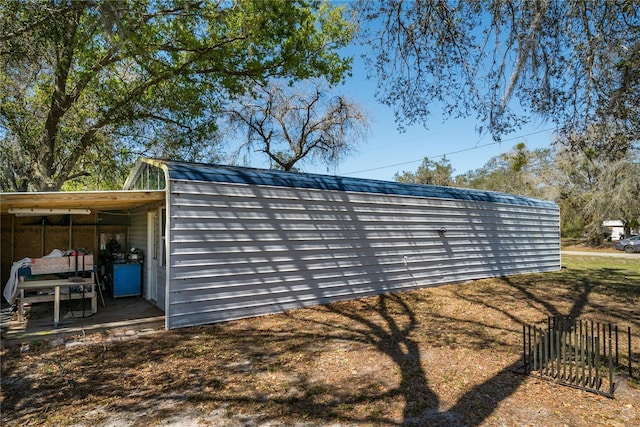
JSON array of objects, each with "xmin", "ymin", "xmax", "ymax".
[{"xmin": 152, "ymin": 159, "xmax": 557, "ymax": 209}]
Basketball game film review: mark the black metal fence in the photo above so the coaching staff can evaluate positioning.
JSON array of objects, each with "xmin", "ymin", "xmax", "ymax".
[{"xmin": 521, "ymin": 316, "xmax": 633, "ymax": 398}]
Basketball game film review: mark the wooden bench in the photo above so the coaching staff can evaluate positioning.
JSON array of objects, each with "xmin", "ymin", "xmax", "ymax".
[{"xmin": 17, "ymin": 255, "xmax": 97, "ymax": 326}]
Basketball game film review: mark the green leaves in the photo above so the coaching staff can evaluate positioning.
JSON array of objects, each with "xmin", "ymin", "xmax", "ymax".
[
  {"xmin": 359, "ymin": 0, "xmax": 640, "ymax": 139},
  {"xmin": 0, "ymin": 0, "xmax": 354, "ymax": 191},
  {"xmin": 394, "ymin": 157, "xmax": 455, "ymax": 187}
]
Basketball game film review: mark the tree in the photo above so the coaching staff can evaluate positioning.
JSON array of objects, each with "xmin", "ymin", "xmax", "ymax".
[
  {"xmin": 357, "ymin": 1, "xmax": 640, "ymax": 143},
  {"xmin": 225, "ymin": 79, "xmax": 369, "ymax": 172},
  {"xmin": 457, "ymin": 143, "xmax": 554, "ymax": 199},
  {"xmin": 394, "ymin": 156, "xmax": 454, "ymax": 186},
  {"xmin": 554, "ymin": 126, "xmax": 640, "ymax": 245},
  {"xmin": 606, "ymin": 158, "xmax": 640, "ymax": 237},
  {"xmin": 607, "ymin": 37, "xmax": 640, "ymax": 142},
  {"xmin": 0, "ymin": 0, "xmax": 354, "ymax": 191}
]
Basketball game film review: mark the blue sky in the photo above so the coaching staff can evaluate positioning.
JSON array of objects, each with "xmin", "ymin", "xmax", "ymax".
[
  {"xmin": 299, "ymin": 51, "xmax": 558, "ymax": 182},
  {"xmin": 232, "ymin": 29, "xmax": 559, "ymax": 183}
]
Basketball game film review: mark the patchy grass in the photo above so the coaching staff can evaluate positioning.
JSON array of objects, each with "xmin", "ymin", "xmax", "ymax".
[
  {"xmin": 562, "ymin": 240, "xmax": 620, "ymax": 253},
  {"xmin": 2, "ymin": 256, "xmax": 640, "ymax": 426}
]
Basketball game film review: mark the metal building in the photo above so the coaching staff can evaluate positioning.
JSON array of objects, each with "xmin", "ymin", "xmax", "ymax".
[{"xmin": 125, "ymin": 159, "xmax": 560, "ymax": 330}]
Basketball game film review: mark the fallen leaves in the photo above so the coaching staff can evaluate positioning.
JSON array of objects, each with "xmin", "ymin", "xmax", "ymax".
[{"xmin": 2, "ymin": 257, "xmax": 639, "ymax": 426}]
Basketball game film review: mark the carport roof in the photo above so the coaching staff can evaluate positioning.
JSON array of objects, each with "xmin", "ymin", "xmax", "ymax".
[{"xmin": 0, "ymin": 190, "xmax": 165, "ymax": 215}]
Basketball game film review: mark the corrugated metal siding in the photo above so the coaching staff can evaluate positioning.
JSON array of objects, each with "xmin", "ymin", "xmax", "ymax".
[
  {"xmin": 129, "ymin": 212, "xmax": 147, "ymax": 253},
  {"xmin": 128, "ymin": 212, "xmax": 148, "ymax": 299},
  {"xmin": 166, "ymin": 180, "xmax": 560, "ymax": 329},
  {"xmin": 156, "ymin": 266, "xmax": 167, "ymax": 314}
]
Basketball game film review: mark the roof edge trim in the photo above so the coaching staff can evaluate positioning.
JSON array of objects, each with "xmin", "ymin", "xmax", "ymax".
[{"xmin": 156, "ymin": 159, "xmax": 558, "ymax": 209}]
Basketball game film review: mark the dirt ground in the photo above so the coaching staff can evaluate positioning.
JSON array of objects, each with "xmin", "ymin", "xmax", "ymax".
[{"xmin": 1, "ymin": 255, "xmax": 639, "ymax": 426}]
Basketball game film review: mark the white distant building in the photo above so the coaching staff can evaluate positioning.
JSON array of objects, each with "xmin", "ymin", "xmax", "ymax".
[{"xmin": 602, "ymin": 220, "xmax": 637, "ymax": 240}]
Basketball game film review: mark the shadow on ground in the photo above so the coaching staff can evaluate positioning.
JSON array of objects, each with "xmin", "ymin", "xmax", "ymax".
[{"xmin": 2, "ymin": 264, "xmax": 639, "ymax": 426}]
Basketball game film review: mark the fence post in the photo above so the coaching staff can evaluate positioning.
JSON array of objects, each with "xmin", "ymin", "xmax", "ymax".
[
  {"xmin": 609, "ymin": 337, "xmax": 614, "ymax": 396},
  {"xmin": 587, "ymin": 326, "xmax": 592, "ymax": 387},
  {"xmin": 555, "ymin": 328, "xmax": 560, "ymax": 379},
  {"xmin": 522, "ymin": 324, "xmax": 527, "ymax": 373},
  {"xmin": 571, "ymin": 326, "xmax": 576, "ymax": 382},
  {"xmin": 590, "ymin": 321, "xmax": 595, "ymax": 365},
  {"xmin": 580, "ymin": 320, "xmax": 585, "ymax": 385},
  {"xmin": 602, "ymin": 323, "xmax": 607, "ymax": 360},
  {"xmin": 562, "ymin": 319, "xmax": 567, "ymax": 381},
  {"xmin": 595, "ymin": 335, "xmax": 600, "ymax": 390},
  {"xmin": 531, "ymin": 326, "xmax": 538, "ymax": 371},
  {"xmin": 615, "ymin": 325, "xmax": 619, "ymax": 367},
  {"xmin": 527, "ymin": 324, "xmax": 532, "ymax": 373},
  {"xmin": 552, "ymin": 328, "xmax": 556, "ymax": 378},
  {"xmin": 629, "ymin": 326, "xmax": 632, "ymax": 378}
]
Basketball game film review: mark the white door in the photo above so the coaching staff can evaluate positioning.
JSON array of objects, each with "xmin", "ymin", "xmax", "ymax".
[{"xmin": 146, "ymin": 211, "xmax": 158, "ymax": 302}]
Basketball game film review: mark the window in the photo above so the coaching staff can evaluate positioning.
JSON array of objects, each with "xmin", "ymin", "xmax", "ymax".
[{"xmin": 133, "ymin": 163, "xmax": 166, "ymax": 190}]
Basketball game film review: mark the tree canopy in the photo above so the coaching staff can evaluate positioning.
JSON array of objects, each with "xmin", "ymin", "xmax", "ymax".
[
  {"xmin": 395, "ymin": 140, "xmax": 640, "ymax": 243},
  {"xmin": 0, "ymin": 0, "xmax": 354, "ymax": 191},
  {"xmin": 358, "ymin": 0, "xmax": 640, "ymax": 143},
  {"xmin": 226, "ymin": 79, "xmax": 369, "ymax": 172},
  {"xmin": 393, "ymin": 157, "xmax": 454, "ymax": 187},
  {"xmin": 457, "ymin": 142, "xmax": 554, "ymax": 199},
  {"xmin": 554, "ymin": 127, "xmax": 640, "ymax": 244}
]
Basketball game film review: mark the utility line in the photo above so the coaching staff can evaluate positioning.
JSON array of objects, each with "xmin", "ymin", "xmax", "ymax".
[{"xmin": 342, "ymin": 127, "xmax": 556, "ymax": 176}]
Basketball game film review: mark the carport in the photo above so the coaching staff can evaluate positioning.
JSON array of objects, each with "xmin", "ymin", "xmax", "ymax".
[{"xmin": 1, "ymin": 190, "xmax": 166, "ymax": 343}]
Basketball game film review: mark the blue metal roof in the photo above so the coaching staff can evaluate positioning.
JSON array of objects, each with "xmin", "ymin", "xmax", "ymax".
[{"xmin": 159, "ymin": 160, "xmax": 557, "ymax": 209}]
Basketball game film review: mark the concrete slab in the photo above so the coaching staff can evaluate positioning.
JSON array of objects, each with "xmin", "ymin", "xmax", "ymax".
[{"xmin": 1, "ymin": 294, "xmax": 164, "ymax": 347}]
